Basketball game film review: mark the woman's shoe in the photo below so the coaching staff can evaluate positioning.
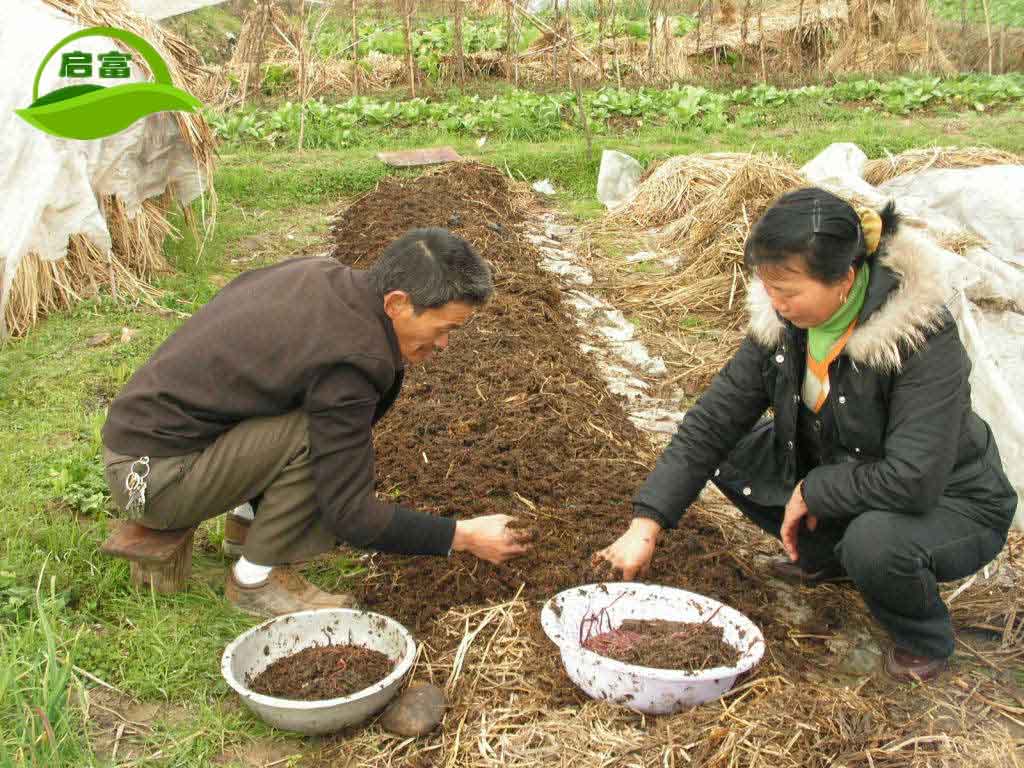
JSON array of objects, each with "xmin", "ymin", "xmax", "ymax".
[
  {"xmin": 769, "ymin": 557, "xmax": 850, "ymax": 586},
  {"xmin": 884, "ymin": 646, "xmax": 947, "ymax": 683}
]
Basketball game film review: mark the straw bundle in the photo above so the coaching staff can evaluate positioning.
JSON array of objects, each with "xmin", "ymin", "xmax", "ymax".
[
  {"xmin": 192, "ymin": 64, "xmax": 236, "ymax": 107},
  {"xmin": 682, "ymin": 0, "xmax": 849, "ymax": 55},
  {"xmin": 661, "ymin": 153, "xmax": 805, "ymax": 276},
  {"xmin": 826, "ymin": 0, "xmax": 955, "ymax": 74},
  {"xmin": 222, "ymin": 3, "xmax": 405, "ymax": 102},
  {"xmin": 3, "ymin": 196, "xmax": 172, "ymax": 338},
  {"xmin": 672, "ymin": 0, "xmax": 955, "ymax": 76},
  {"xmin": 229, "ymin": 0, "xmax": 276, "ymax": 101},
  {"xmin": 609, "ymin": 153, "xmax": 757, "ymax": 229},
  {"xmin": 441, "ymin": 50, "xmax": 504, "ymax": 79},
  {"xmin": 3, "ymin": 0, "xmax": 218, "ymax": 338},
  {"xmin": 495, "ymin": 35, "xmax": 681, "ymax": 87},
  {"xmin": 827, "ymin": 34, "xmax": 957, "ymax": 74},
  {"xmin": 591, "ymin": 153, "xmax": 807, "ymax": 327},
  {"xmin": 863, "ymin": 146, "xmax": 1024, "ymax": 186},
  {"xmin": 527, "ymin": 14, "xmax": 577, "ymax": 54},
  {"xmin": 938, "ymin": 22, "xmax": 1024, "ymax": 74},
  {"xmin": 261, "ymin": 50, "xmax": 406, "ymax": 100}
]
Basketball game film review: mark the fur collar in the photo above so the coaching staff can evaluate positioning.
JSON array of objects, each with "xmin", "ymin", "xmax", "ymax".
[{"xmin": 746, "ymin": 226, "xmax": 950, "ymax": 373}]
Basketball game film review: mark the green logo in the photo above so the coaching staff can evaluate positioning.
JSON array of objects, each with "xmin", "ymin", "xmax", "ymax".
[{"xmin": 15, "ymin": 26, "xmax": 202, "ymax": 141}]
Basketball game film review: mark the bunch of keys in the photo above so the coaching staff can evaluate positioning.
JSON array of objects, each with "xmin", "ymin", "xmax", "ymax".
[{"xmin": 124, "ymin": 456, "xmax": 151, "ymax": 519}]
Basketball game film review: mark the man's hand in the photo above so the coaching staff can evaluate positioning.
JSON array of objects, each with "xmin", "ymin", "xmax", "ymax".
[
  {"xmin": 591, "ymin": 517, "xmax": 662, "ymax": 581},
  {"xmin": 780, "ymin": 482, "xmax": 818, "ymax": 562},
  {"xmin": 452, "ymin": 514, "xmax": 531, "ymax": 565}
]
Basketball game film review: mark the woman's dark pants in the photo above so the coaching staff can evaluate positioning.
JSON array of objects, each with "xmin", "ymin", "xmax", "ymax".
[{"xmin": 712, "ymin": 480, "xmax": 1007, "ymax": 659}]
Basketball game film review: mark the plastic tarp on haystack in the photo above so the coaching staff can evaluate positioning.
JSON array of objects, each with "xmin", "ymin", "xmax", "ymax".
[
  {"xmin": 0, "ymin": 1, "xmax": 205, "ymax": 334},
  {"xmin": 802, "ymin": 144, "xmax": 1024, "ymax": 529},
  {"xmin": 129, "ymin": 0, "xmax": 227, "ymax": 20}
]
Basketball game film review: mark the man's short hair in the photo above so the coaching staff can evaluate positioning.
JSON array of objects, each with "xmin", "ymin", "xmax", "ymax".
[{"xmin": 369, "ymin": 228, "xmax": 493, "ymax": 311}]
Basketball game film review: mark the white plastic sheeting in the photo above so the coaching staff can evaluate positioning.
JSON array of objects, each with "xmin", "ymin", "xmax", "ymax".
[
  {"xmin": 597, "ymin": 149, "xmax": 643, "ymax": 210},
  {"xmin": 802, "ymin": 145, "xmax": 1024, "ymax": 529},
  {"xmin": 0, "ymin": 2, "xmax": 205, "ymax": 333},
  {"xmin": 879, "ymin": 167, "xmax": 1024, "ymax": 268},
  {"xmin": 129, "ymin": 0, "xmax": 227, "ymax": 20},
  {"xmin": 526, "ymin": 214, "xmax": 687, "ymax": 436}
]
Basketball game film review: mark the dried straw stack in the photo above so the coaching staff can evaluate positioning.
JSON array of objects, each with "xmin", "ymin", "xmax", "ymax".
[
  {"xmin": 863, "ymin": 146, "xmax": 1024, "ymax": 186},
  {"xmin": 3, "ymin": 0, "xmax": 217, "ymax": 338},
  {"xmin": 827, "ymin": 0, "xmax": 956, "ymax": 74},
  {"xmin": 587, "ymin": 153, "xmax": 806, "ymax": 388},
  {"xmin": 673, "ymin": 0, "xmax": 955, "ymax": 76},
  {"xmin": 682, "ymin": 0, "xmax": 849, "ymax": 57},
  {"xmin": 608, "ymin": 153, "xmax": 759, "ymax": 230},
  {"xmin": 5, "ymin": 197, "xmax": 175, "ymax": 337},
  {"xmin": 604, "ymin": 148, "xmax": 1000, "ymax": 322},
  {"xmin": 219, "ymin": 2, "xmax": 405, "ymax": 104},
  {"xmin": 938, "ymin": 22, "xmax": 1024, "ymax": 74},
  {"xmin": 607, "ymin": 153, "xmax": 805, "ymax": 318}
]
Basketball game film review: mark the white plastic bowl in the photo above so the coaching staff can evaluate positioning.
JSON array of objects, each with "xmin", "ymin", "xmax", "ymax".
[
  {"xmin": 221, "ymin": 608, "xmax": 416, "ymax": 735},
  {"xmin": 540, "ymin": 583, "xmax": 764, "ymax": 714}
]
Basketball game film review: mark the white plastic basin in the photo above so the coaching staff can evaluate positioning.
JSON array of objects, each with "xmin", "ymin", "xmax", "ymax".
[
  {"xmin": 540, "ymin": 583, "xmax": 764, "ymax": 714},
  {"xmin": 221, "ymin": 608, "xmax": 416, "ymax": 735}
]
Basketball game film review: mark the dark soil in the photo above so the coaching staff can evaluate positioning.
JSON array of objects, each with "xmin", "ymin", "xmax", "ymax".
[
  {"xmin": 327, "ymin": 161, "xmax": 825, "ymax": 706},
  {"xmin": 582, "ymin": 619, "xmax": 742, "ymax": 671},
  {"xmin": 248, "ymin": 644, "xmax": 394, "ymax": 701}
]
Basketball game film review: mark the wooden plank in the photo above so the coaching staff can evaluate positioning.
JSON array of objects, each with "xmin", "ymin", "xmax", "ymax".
[
  {"xmin": 101, "ymin": 520, "xmax": 196, "ymax": 563},
  {"xmin": 376, "ymin": 147, "xmax": 462, "ymax": 167},
  {"xmin": 129, "ymin": 532, "xmax": 194, "ymax": 594}
]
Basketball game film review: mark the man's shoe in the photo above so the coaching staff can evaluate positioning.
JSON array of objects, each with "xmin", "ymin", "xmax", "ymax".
[
  {"xmin": 225, "ymin": 566, "xmax": 359, "ymax": 618},
  {"xmin": 222, "ymin": 512, "xmax": 251, "ymax": 558},
  {"xmin": 769, "ymin": 557, "xmax": 850, "ymax": 586},
  {"xmin": 884, "ymin": 647, "xmax": 947, "ymax": 683}
]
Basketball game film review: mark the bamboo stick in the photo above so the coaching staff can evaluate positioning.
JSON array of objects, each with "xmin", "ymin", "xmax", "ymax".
[
  {"xmin": 453, "ymin": 0, "xmax": 465, "ymax": 86},
  {"xmin": 404, "ymin": 0, "xmax": 416, "ymax": 97},
  {"xmin": 980, "ymin": 0, "xmax": 992, "ymax": 74},
  {"xmin": 352, "ymin": 0, "xmax": 360, "ymax": 96}
]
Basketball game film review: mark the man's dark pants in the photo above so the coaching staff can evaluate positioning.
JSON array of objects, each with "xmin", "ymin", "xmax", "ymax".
[{"xmin": 104, "ymin": 411, "xmax": 335, "ymax": 566}]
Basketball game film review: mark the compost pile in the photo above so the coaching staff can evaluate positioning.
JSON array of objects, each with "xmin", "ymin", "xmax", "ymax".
[
  {"xmin": 328, "ymin": 162, "xmax": 778, "ymax": 642},
  {"xmin": 248, "ymin": 644, "xmax": 393, "ymax": 701}
]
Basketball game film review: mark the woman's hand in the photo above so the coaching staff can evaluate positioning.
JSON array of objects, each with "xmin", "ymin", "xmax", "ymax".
[
  {"xmin": 780, "ymin": 482, "xmax": 818, "ymax": 562},
  {"xmin": 591, "ymin": 518, "xmax": 662, "ymax": 580}
]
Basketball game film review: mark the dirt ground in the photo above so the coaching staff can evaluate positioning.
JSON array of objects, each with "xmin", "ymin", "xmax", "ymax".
[
  {"xmin": 279, "ymin": 161, "xmax": 1023, "ymax": 766},
  {"xmin": 327, "ymin": 163, "xmax": 803, "ymax": 668}
]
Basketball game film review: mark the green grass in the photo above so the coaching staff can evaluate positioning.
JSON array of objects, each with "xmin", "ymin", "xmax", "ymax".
[
  {"xmin": 930, "ymin": 0, "xmax": 1024, "ymax": 26},
  {"xmin": 163, "ymin": 5, "xmax": 242, "ymax": 65},
  {"xmin": 572, "ymin": 0, "xmax": 656, "ymax": 21},
  {"xmin": 2, "ymin": 99, "xmax": 1023, "ymax": 764}
]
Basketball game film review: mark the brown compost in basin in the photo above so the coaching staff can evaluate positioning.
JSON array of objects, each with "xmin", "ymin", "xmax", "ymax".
[
  {"xmin": 248, "ymin": 644, "xmax": 395, "ymax": 701},
  {"xmin": 582, "ymin": 619, "xmax": 742, "ymax": 671}
]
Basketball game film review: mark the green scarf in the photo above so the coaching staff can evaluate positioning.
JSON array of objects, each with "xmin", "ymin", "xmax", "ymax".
[{"xmin": 807, "ymin": 264, "xmax": 870, "ymax": 362}]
